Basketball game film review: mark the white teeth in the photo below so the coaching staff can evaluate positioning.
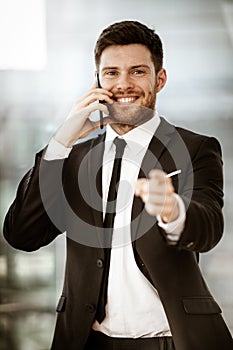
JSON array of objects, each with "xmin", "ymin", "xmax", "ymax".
[{"xmin": 117, "ymin": 97, "xmax": 136, "ymax": 103}]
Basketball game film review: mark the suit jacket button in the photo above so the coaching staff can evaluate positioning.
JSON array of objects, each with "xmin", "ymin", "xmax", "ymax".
[
  {"xmin": 97, "ymin": 258, "xmax": 104, "ymax": 268},
  {"xmin": 85, "ymin": 304, "xmax": 96, "ymax": 313},
  {"xmin": 186, "ymin": 241, "xmax": 194, "ymax": 248}
]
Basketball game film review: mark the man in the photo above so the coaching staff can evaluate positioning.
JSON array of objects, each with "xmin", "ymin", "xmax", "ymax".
[{"xmin": 3, "ymin": 21, "xmax": 233, "ymax": 350}]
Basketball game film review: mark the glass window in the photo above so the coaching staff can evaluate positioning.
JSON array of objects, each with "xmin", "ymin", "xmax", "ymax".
[{"xmin": 0, "ymin": 0, "xmax": 47, "ymax": 70}]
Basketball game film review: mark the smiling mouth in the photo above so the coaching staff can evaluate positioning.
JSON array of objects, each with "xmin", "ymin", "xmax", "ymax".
[{"xmin": 114, "ymin": 96, "xmax": 138, "ymax": 103}]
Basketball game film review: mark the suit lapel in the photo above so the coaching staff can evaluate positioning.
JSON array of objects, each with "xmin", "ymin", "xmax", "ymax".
[
  {"xmin": 86, "ymin": 132, "xmax": 106, "ymax": 247},
  {"xmin": 131, "ymin": 117, "xmax": 176, "ymax": 243}
]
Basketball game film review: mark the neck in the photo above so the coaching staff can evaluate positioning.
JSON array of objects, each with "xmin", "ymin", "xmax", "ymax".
[
  {"xmin": 110, "ymin": 123, "xmax": 136, "ymax": 135},
  {"xmin": 109, "ymin": 112, "xmax": 155, "ymax": 135}
]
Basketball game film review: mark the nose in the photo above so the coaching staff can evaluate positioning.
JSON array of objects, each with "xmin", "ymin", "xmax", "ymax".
[{"xmin": 115, "ymin": 73, "xmax": 135, "ymax": 91}]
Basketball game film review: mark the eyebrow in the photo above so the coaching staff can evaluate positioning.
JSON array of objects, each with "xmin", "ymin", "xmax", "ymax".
[{"xmin": 101, "ymin": 64, "xmax": 151, "ymax": 72}]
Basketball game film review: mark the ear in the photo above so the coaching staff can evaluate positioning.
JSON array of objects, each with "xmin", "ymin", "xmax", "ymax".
[{"xmin": 156, "ymin": 68, "xmax": 167, "ymax": 93}]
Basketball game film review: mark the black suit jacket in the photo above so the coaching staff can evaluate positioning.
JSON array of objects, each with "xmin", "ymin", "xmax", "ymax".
[{"xmin": 3, "ymin": 117, "xmax": 233, "ymax": 349}]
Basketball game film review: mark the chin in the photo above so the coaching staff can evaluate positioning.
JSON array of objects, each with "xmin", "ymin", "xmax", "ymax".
[{"xmin": 107, "ymin": 102, "xmax": 154, "ymax": 127}]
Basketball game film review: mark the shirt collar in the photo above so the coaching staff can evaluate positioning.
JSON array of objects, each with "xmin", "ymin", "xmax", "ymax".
[{"xmin": 105, "ymin": 111, "xmax": 161, "ymax": 156}]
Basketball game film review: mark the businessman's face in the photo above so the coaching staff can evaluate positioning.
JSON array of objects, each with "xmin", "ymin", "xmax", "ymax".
[{"xmin": 98, "ymin": 44, "xmax": 166, "ymax": 127}]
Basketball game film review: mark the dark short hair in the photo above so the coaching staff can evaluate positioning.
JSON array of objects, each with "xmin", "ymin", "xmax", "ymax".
[{"xmin": 94, "ymin": 20, "xmax": 163, "ymax": 74}]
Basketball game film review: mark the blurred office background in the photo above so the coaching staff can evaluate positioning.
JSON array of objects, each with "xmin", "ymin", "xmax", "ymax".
[{"xmin": 0, "ymin": 0, "xmax": 232, "ymax": 348}]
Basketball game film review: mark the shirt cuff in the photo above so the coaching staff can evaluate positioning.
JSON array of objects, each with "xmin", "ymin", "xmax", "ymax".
[
  {"xmin": 43, "ymin": 137, "xmax": 72, "ymax": 160},
  {"xmin": 157, "ymin": 194, "xmax": 186, "ymax": 243}
]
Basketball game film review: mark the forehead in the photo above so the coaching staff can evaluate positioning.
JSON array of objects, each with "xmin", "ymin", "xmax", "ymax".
[{"xmin": 99, "ymin": 44, "xmax": 154, "ymax": 69}]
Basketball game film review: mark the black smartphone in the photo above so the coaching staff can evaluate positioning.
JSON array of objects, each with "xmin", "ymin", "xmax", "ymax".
[{"xmin": 96, "ymin": 73, "xmax": 104, "ymax": 129}]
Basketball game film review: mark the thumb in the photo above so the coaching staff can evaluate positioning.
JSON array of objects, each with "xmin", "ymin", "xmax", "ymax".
[{"xmin": 135, "ymin": 178, "xmax": 149, "ymax": 197}]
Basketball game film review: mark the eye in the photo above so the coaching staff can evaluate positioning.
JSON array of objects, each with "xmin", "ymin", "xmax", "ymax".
[
  {"xmin": 132, "ymin": 69, "xmax": 145, "ymax": 76},
  {"xmin": 105, "ymin": 70, "xmax": 118, "ymax": 76}
]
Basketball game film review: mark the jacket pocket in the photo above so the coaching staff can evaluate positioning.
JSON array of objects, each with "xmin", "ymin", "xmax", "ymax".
[
  {"xmin": 56, "ymin": 295, "xmax": 66, "ymax": 312},
  {"xmin": 182, "ymin": 297, "xmax": 222, "ymax": 315}
]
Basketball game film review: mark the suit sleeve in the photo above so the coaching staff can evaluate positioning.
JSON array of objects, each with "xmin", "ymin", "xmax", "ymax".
[
  {"xmin": 3, "ymin": 150, "xmax": 66, "ymax": 252},
  {"xmin": 177, "ymin": 136, "xmax": 224, "ymax": 253}
]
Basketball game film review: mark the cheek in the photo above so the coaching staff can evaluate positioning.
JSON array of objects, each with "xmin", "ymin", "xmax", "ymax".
[
  {"xmin": 142, "ymin": 79, "xmax": 156, "ymax": 93},
  {"xmin": 101, "ymin": 80, "xmax": 114, "ymax": 90},
  {"xmin": 142, "ymin": 82, "xmax": 156, "ymax": 99}
]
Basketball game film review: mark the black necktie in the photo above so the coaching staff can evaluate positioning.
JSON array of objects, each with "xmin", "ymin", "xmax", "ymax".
[{"xmin": 96, "ymin": 137, "xmax": 127, "ymax": 323}]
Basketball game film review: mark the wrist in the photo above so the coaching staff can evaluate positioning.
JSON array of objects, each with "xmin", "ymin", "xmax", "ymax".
[
  {"xmin": 162, "ymin": 195, "xmax": 180, "ymax": 223},
  {"xmin": 54, "ymin": 130, "xmax": 76, "ymax": 148}
]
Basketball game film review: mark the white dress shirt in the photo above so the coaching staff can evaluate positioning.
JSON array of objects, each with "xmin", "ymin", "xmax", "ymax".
[{"xmin": 44, "ymin": 113, "xmax": 186, "ymax": 338}]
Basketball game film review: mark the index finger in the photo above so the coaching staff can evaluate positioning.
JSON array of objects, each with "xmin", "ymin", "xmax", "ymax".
[
  {"xmin": 91, "ymin": 81, "xmax": 113, "ymax": 96},
  {"xmin": 148, "ymin": 169, "xmax": 167, "ymax": 180}
]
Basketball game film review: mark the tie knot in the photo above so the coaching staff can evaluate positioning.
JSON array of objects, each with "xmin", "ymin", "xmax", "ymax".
[{"xmin": 113, "ymin": 137, "xmax": 127, "ymax": 157}]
